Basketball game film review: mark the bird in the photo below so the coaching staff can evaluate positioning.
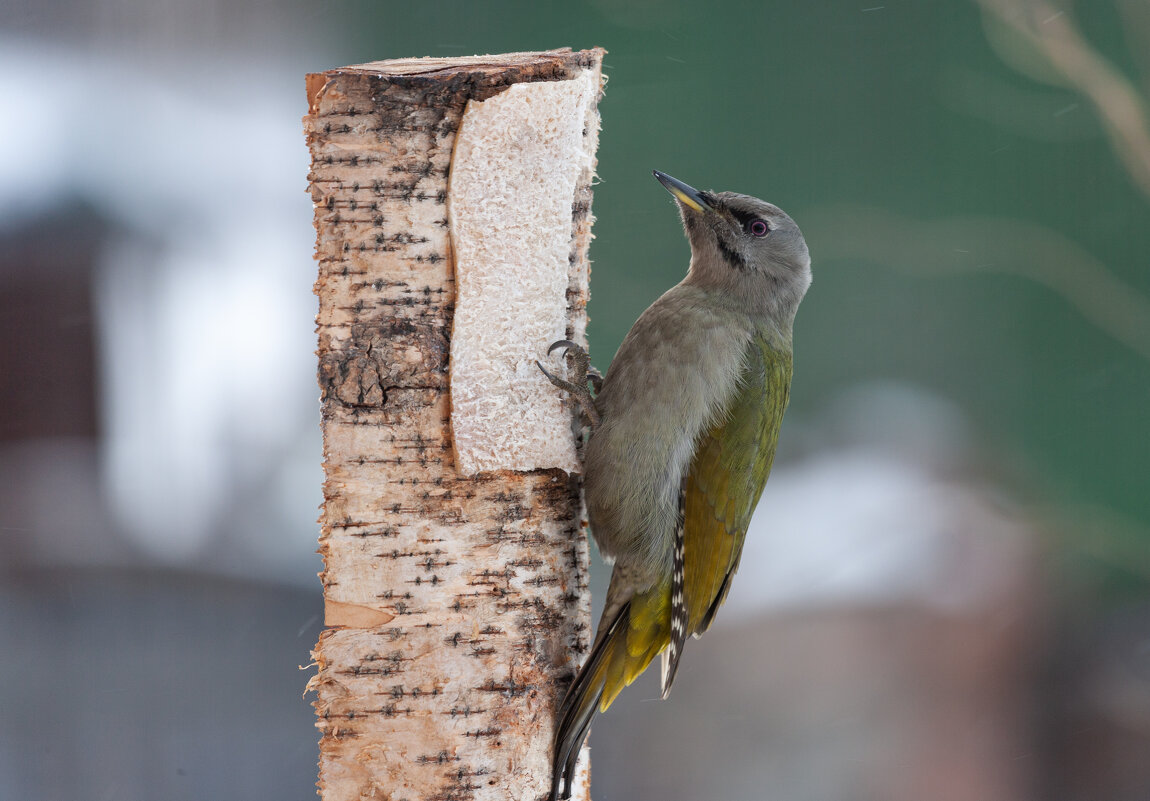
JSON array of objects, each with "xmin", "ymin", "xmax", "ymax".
[{"xmin": 538, "ymin": 170, "xmax": 812, "ymax": 800}]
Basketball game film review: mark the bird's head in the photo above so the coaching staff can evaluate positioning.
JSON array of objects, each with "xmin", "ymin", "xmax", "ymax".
[{"xmin": 654, "ymin": 170, "xmax": 811, "ymax": 323}]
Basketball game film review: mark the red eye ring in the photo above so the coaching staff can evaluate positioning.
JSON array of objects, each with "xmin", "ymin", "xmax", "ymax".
[{"xmin": 749, "ymin": 219, "xmax": 769, "ymax": 237}]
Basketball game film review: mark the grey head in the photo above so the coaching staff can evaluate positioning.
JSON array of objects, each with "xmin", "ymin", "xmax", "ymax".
[{"xmin": 654, "ymin": 170, "xmax": 811, "ymax": 326}]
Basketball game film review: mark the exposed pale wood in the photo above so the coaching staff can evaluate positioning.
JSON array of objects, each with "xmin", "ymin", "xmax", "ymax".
[
  {"xmin": 447, "ymin": 69, "xmax": 600, "ymax": 475},
  {"xmin": 304, "ymin": 48, "xmax": 603, "ymax": 801}
]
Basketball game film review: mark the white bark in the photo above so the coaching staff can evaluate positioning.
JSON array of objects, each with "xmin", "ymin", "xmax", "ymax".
[{"xmin": 304, "ymin": 49, "xmax": 604, "ymax": 801}]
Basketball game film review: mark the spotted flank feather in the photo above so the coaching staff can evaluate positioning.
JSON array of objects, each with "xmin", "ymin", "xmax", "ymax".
[{"xmin": 661, "ymin": 489, "xmax": 688, "ymax": 698}]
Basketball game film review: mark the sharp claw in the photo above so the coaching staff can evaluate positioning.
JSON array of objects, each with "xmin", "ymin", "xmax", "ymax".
[
  {"xmin": 548, "ymin": 339, "xmax": 579, "ymax": 356},
  {"xmin": 537, "ymin": 360, "xmax": 581, "ymax": 395},
  {"xmin": 587, "ymin": 366, "xmax": 604, "ymax": 395},
  {"xmin": 538, "ymin": 342, "xmax": 601, "ymax": 431}
]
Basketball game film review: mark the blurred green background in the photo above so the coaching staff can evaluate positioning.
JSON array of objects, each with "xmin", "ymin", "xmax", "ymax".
[{"xmin": 2, "ymin": 0, "xmax": 1148, "ymax": 799}]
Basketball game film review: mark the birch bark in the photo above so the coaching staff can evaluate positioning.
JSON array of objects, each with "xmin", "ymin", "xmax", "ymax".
[{"xmin": 304, "ymin": 49, "xmax": 604, "ymax": 801}]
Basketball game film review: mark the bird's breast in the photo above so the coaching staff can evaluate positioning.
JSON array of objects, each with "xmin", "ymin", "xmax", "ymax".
[{"xmin": 581, "ymin": 288, "xmax": 755, "ymax": 582}]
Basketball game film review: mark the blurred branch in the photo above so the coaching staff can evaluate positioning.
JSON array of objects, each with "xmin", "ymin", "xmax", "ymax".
[
  {"xmin": 975, "ymin": 0, "xmax": 1150, "ymax": 200},
  {"xmin": 806, "ymin": 205, "xmax": 1150, "ymax": 363}
]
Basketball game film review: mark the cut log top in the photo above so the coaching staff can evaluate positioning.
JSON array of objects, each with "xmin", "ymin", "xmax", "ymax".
[{"xmin": 307, "ymin": 48, "xmax": 606, "ymax": 113}]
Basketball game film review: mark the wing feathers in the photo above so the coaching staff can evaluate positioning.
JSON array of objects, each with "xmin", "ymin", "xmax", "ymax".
[{"xmin": 683, "ymin": 335, "xmax": 791, "ymax": 636}]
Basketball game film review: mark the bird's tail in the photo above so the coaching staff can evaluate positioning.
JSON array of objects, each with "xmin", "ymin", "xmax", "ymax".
[{"xmin": 550, "ymin": 580, "xmax": 671, "ymax": 800}]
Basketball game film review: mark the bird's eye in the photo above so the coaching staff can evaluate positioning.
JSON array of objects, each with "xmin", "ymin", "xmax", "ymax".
[{"xmin": 748, "ymin": 219, "xmax": 770, "ymax": 237}]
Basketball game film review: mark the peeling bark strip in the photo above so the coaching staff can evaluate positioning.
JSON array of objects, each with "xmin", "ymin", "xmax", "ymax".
[{"xmin": 304, "ymin": 49, "xmax": 604, "ymax": 801}]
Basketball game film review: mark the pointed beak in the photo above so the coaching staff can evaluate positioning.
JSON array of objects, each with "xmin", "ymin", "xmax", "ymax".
[{"xmin": 653, "ymin": 170, "xmax": 712, "ymax": 213}]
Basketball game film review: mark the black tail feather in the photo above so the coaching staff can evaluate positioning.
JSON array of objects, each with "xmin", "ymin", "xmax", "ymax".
[{"xmin": 549, "ymin": 601, "xmax": 630, "ymax": 801}]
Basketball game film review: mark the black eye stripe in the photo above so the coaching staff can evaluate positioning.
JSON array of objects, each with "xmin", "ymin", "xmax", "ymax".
[
  {"xmin": 727, "ymin": 207, "xmax": 771, "ymax": 236},
  {"xmin": 728, "ymin": 207, "xmax": 757, "ymax": 228}
]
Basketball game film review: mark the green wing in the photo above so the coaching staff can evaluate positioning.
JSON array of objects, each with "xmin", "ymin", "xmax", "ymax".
[{"xmin": 683, "ymin": 333, "xmax": 792, "ymax": 635}]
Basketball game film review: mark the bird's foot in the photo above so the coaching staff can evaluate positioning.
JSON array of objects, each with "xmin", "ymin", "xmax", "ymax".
[{"xmin": 537, "ymin": 340, "xmax": 602, "ymax": 430}]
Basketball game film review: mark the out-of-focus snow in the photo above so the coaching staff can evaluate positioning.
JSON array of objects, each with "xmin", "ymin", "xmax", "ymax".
[
  {"xmin": 726, "ymin": 449, "xmax": 1031, "ymax": 617},
  {"xmin": 0, "ymin": 37, "xmax": 323, "ymax": 578}
]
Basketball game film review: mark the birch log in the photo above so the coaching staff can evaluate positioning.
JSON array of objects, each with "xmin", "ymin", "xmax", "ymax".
[{"xmin": 304, "ymin": 49, "xmax": 604, "ymax": 801}]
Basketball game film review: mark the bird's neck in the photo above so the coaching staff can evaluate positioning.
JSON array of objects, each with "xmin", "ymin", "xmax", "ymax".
[{"xmin": 683, "ymin": 267, "xmax": 801, "ymax": 349}]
